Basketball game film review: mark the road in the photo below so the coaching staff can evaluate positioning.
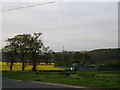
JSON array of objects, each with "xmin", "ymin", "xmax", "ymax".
[{"xmin": 2, "ymin": 78, "xmax": 87, "ymax": 89}]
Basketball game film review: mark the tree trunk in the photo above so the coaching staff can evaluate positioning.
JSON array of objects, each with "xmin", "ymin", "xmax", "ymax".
[
  {"xmin": 33, "ymin": 63, "xmax": 36, "ymax": 71},
  {"xmin": 10, "ymin": 61, "xmax": 13, "ymax": 71},
  {"xmin": 22, "ymin": 62, "xmax": 25, "ymax": 71},
  {"xmin": 46, "ymin": 62, "xmax": 48, "ymax": 65},
  {"xmin": 32, "ymin": 53, "xmax": 37, "ymax": 71}
]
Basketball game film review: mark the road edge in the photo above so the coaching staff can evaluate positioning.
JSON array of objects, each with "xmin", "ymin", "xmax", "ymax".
[{"xmin": 2, "ymin": 78, "xmax": 90, "ymax": 89}]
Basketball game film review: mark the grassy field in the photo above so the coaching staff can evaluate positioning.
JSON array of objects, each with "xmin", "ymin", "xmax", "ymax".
[
  {"xmin": 0, "ymin": 62, "xmax": 64, "ymax": 71},
  {"xmin": 2, "ymin": 71, "xmax": 119, "ymax": 88}
]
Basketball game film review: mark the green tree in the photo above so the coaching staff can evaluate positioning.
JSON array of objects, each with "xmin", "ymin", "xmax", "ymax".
[
  {"xmin": 73, "ymin": 51, "xmax": 83, "ymax": 64},
  {"xmin": 53, "ymin": 52, "xmax": 63, "ymax": 66},
  {"xmin": 62, "ymin": 51, "xmax": 72, "ymax": 67},
  {"xmin": 2, "ymin": 45, "xmax": 16, "ymax": 71},
  {"xmin": 6, "ymin": 34, "xmax": 31, "ymax": 71},
  {"xmin": 83, "ymin": 53, "xmax": 91, "ymax": 65},
  {"xmin": 27, "ymin": 33, "xmax": 44, "ymax": 71},
  {"xmin": 53, "ymin": 51, "xmax": 73, "ymax": 67},
  {"xmin": 42, "ymin": 46, "xmax": 53, "ymax": 65}
]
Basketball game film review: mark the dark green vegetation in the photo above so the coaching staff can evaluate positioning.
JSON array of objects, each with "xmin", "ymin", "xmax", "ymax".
[
  {"xmin": 1, "ymin": 32, "xmax": 119, "ymax": 71},
  {"xmin": 88, "ymin": 48, "xmax": 119, "ymax": 67},
  {"xmin": 3, "ymin": 71, "xmax": 119, "ymax": 88},
  {"xmin": 2, "ymin": 33, "xmax": 53, "ymax": 71},
  {"xmin": 54, "ymin": 48, "xmax": 119, "ymax": 67},
  {"xmin": 2, "ymin": 48, "xmax": 119, "ymax": 68}
]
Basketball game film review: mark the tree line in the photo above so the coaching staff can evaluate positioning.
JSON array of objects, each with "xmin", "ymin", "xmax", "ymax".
[
  {"xmin": 2, "ymin": 32, "xmax": 119, "ymax": 71},
  {"xmin": 53, "ymin": 51, "xmax": 91, "ymax": 67},
  {"xmin": 2, "ymin": 32, "xmax": 92, "ymax": 71}
]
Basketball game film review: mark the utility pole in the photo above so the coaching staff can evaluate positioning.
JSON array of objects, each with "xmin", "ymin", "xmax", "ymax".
[{"xmin": 62, "ymin": 46, "xmax": 65, "ymax": 52}]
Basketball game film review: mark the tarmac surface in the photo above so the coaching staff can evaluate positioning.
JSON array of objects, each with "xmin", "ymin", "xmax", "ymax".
[{"xmin": 2, "ymin": 78, "xmax": 87, "ymax": 89}]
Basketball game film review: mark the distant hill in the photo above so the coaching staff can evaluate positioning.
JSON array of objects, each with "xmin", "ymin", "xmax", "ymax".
[{"xmin": 87, "ymin": 48, "xmax": 119, "ymax": 64}]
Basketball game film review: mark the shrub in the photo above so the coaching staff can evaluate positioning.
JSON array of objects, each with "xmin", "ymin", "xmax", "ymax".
[{"xmin": 78, "ymin": 72, "xmax": 97, "ymax": 78}]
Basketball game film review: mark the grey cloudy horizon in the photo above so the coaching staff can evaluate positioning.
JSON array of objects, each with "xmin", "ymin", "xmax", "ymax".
[{"xmin": 2, "ymin": 2, "xmax": 118, "ymax": 52}]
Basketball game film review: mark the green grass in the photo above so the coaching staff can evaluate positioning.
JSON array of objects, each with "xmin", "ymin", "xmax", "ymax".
[{"xmin": 2, "ymin": 71, "xmax": 119, "ymax": 88}]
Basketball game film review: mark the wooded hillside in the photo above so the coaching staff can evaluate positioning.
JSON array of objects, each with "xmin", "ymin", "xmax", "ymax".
[{"xmin": 87, "ymin": 48, "xmax": 119, "ymax": 64}]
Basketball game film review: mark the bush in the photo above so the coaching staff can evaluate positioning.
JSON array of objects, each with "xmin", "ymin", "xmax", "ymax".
[
  {"xmin": 78, "ymin": 72, "xmax": 97, "ymax": 78},
  {"xmin": 98, "ymin": 60, "xmax": 120, "ymax": 68},
  {"xmin": 50, "ymin": 73, "xmax": 65, "ymax": 78}
]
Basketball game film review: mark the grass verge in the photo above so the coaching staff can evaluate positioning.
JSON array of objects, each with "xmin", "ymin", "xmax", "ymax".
[{"xmin": 2, "ymin": 71, "xmax": 119, "ymax": 88}]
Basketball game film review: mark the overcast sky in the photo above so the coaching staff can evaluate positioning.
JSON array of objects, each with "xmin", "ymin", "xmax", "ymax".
[{"xmin": 1, "ymin": 2, "xmax": 118, "ymax": 52}]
